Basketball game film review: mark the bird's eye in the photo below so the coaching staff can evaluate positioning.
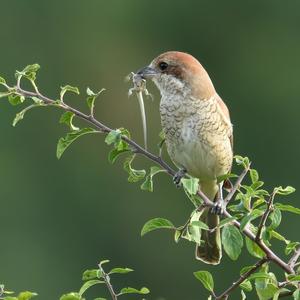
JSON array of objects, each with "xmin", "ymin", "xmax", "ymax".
[{"xmin": 159, "ymin": 61, "xmax": 168, "ymax": 71}]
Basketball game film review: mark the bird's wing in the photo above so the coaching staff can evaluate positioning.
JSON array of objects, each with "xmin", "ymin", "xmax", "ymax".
[{"xmin": 216, "ymin": 95, "xmax": 233, "ymax": 150}]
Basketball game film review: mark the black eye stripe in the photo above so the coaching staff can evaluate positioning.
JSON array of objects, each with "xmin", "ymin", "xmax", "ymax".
[{"xmin": 159, "ymin": 62, "xmax": 168, "ymax": 71}]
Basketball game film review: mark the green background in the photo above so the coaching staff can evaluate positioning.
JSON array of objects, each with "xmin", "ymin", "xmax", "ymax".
[{"xmin": 1, "ymin": 1, "xmax": 300, "ymax": 299}]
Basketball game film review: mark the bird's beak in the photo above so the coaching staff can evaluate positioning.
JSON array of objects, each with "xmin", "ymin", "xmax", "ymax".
[{"xmin": 136, "ymin": 66, "xmax": 158, "ymax": 79}]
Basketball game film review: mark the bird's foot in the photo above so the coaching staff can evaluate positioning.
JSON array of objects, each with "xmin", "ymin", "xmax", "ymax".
[
  {"xmin": 211, "ymin": 199, "xmax": 226, "ymax": 215},
  {"xmin": 173, "ymin": 169, "xmax": 187, "ymax": 188}
]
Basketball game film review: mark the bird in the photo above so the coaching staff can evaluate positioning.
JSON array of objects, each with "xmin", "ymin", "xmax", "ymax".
[{"xmin": 136, "ymin": 51, "xmax": 233, "ymax": 265}]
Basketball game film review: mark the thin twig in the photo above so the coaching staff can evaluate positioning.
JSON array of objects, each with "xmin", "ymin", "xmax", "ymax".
[
  {"xmin": 224, "ymin": 164, "xmax": 250, "ymax": 204},
  {"xmin": 98, "ymin": 264, "xmax": 118, "ymax": 300},
  {"xmin": 288, "ymin": 246, "xmax": 300, "ymax": 269},
  {"xmin": 256, "ymin": 192, "xmax": 275, "ymax": 242},
  {"xmin": 215, "ymin": 258, "xmax": 268, "ymax": 300}
]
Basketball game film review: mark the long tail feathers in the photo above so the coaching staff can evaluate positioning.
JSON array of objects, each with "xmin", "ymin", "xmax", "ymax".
[{"xmin": 195, "ymin": 181, "xmax": 222, "ymax": 265}]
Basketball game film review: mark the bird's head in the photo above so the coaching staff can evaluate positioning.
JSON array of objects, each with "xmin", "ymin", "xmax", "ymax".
[{"xmin": 137, "ymin": 51, "xmax": 216, "ymax": 99}]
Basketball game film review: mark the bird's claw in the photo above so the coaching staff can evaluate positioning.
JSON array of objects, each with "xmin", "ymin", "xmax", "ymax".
[
  {"xmin": 211, "ymin": 199, "xmax": 226, "ymax": 215},
  {"xmin": 173, "ymin": 169, "xmax": 187, "ymax": 188}
]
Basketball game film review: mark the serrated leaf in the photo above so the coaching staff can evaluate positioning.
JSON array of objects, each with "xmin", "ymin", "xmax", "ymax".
[
  {"xmin": 250, "ymin": 169, "xmax": 259, "ymax": 183},
  {"xmin": 109, "ymin": 267, "xmax": 133, "ymax": 275},
  {"xmin": 82, "ymin": 269, "xmax": 102, "ymax": 281},
  {"xmin": 141, "ymin": 218, "xmax": 175, "ymax": 236},
  {"xmin": 56, "ymin": 128, "xmax": 96, "ymax": 159},
  {"xmin": 79, "ymin": 280, "xmax": 104, "ymax": 296},
  {"xmin": 245, "ymin": 237, "xmax": 265, "ymax": 258},
  {"xmin": 60, "ymin": 293, "xmax": 82, "ymax": 300},
  {"xmin": 193, "ymin": 271, "xmax": 214, "ymax": 292},
  {"xmin": 86, "ymin": 87, "xmax": 105, "ymax": 112},
  {"xmin": 275, "ymin": 203, "xmax": 300, "ymax": 215},
  {"xmin": 8, "ymin": 94, "xmax": 25, "ymax": 106},
  {"xmin": 141, "ymin": 166, "xmax": 165, "ymax": 192},
  {"xmin": 119, "ymin": 287, "xmax": 149, "ymax": 295},
  {"xmin": 17, "ymin": 292, "xmax": 38, "ymax": 300},
  {"xmin": 59, "ymin": 111, "xmax": 79, "ymax": 131},
  {"xmin": 123, "ymin": 155, "xmax": 146, "ymax": 183},
  {"xmin": 60, "ymin": 85, "xmax": 80, "ymax": 101},
  {"xmin": 105, "ymin": 128, "xmax": 129, "ymax": 152},
  {"xmin": 274, "ymin": 186, "xmax": 295, "ymax": 195},
  {"xmin": 222, "ymin": 224, "xmax": 243, "ymax": 260},
  {"xmin": 181, "ymin": 177, "xmax": 199, "ymax": 195}
]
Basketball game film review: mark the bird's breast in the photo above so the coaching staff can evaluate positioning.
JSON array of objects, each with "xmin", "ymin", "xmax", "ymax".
[{"xmin": 160, "ymin": 95, "xmax": 232, "ymax": 180}]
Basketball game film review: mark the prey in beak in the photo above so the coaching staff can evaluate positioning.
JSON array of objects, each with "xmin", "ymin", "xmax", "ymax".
[{"xmin": 128, "ymin": 67, "xmax": 155, "ymax": 150}]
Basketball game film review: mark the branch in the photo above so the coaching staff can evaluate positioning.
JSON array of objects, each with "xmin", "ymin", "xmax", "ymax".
[
  {"xmin": 215, "ymin": 258, "xmax": 268, "ymax": 300},
  {"xmin": 256, "ymin": 191, "xmax": 275, "ymax": 242},
  {"xmin": 11, "ymin": 79, "xmax": 294, "ymax": 292},
  {"xmin": 98, "ymin": 263, "xmax": 118, "ymax": 300}
]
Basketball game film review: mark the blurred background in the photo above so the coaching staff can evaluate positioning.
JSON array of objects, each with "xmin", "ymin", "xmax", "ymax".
[{"xmin": 0, "ymin": 1, "xmax": 300, "ymax": 299}]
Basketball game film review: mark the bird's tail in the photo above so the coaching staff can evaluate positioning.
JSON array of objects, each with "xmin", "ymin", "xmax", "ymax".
[{"xmin": 195, "ymin": 181, "xmax": 222, "ymax": 265}]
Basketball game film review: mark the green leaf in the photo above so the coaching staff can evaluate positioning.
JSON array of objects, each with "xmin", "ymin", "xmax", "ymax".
[
  {"xmin": 13, "ymin": 104, "xmax": 44, "ymax": 127},
  {"xmin": 109, "ymin": 267, "xmax": 133, "ymax": 275},
  {"xmin": 141, "ymin": 218, "xmax": 175, "ymax": 236},
  {"xmin": 255, "ymin": 282, "xmax": 278, "ymax": 300},
  {"xmin": 193, "ymin": 271, "xmax": 214, "ymax": 292},
  {"xmin": 17, "ymin": 64, "xmax": 40, "ymax": 81},
  {"xmin": 59, "ymin": 112, "xmax": 79, "ymax": 131},
  {"xmin": 94, "ymin": 298, "xmax": 107, "ymax": 300},
  {"xmin": 79, "ymin": 280, "xmax": 104, "ymax": 296},
  {"xmin": 56, "ymin": 128, "xmax": 96, "ymax": 159},
  {"xmin": 241, "ymin": 290, "xmax": 247, "ymax": 300},
  {"xmin": 82, "ymin": 269, "xmax": 102, "ymax": 280},
  {"xmin": 174, "ymin": 229, "xmax": 181, "ymax": 243},
  {"xmin": 60, "ymin": 85, "xmax": 80, "ymax": 101},
  {"xmin": 275, "ymin": 203, "xmax": 300, "ymax": 215},
  {"xmin": 17, "ymin": 292, "xmax": 38, "ymax": 300},
  {"xmin": 285, "ymin": 241, "xmax": 300, "ymax": 255},
  {"xmin": 123, "ymin": 155, "xmax": 146, "ymax": 183},
  {"xmin": 99, "ymin": 259, "xmax": 110, "ymax": 267},
  {"xmin": 0, "ymin": 76, "xmax": 6, "ymax": 84},
  {"xmin": 269, "ymin": 230, "xmax": 289, "ymax": 244},
  {"xmin": 8, "ymin": 94, "xmax": 25, "ymax": 106},
  {"xmin": 181, "ymin": 177, "xmax": 199, "ymax": 195},
  {"xmin": 108, "ymin": 148, "xmax": 130, "ymax": 164},
  {"xmin": 240, "ymin": 279, "xmax": 252, "ymax": 292},
  {"xmin": 60, "ymin": 293, "xmax": 82, "ymax": 300},
  {"xmin": 240, "ymin": 209, "xmax": 264, "ymax": 231},
  {"xmin": 245, "ymin": 237, "xmax": 265, "ymax": 258},
  {"xmin": 219, "ymin": 217, "xmax": 236, "ymax": 227},
  {"xmin": 3, "ymin": 297, "xmax": 18, "ymax": 300},
  {"xmin": 249, "ymin": 273, "xmax": 275, "ymax": 281},
  {"xmin": 274, "ymin": 186, "xmax": 296, "ymax": 195},
  {"xmin": 293, "ymin": 289, "xmax": 300, "ymax": 300},
  {"xmin": 250, "ymin": 169, "xmax": 259, "ymax": 183},
  {"xmin": 119, "ymin": 287, "xmax": 149, "ymax": 295},
  {"xmin": 287, "ymin": 274, "xmax": 300, "ymax": 281},
  {"xmin": 190, "ymin": 220, "xmax": 209, "ymax": 230},
  {"xmin": 141, "ymin": 166, "xmax": 165, "ymax": 192},
  {"xmin": 86, "ymin": 87, "xmax": 105, "ymax": 112},
  {"xmin": 216, "ymin": 173, "xmax": 237, "ymax": 184},
  {"xmin": 234, "ymin": 155, "xmax": 250, "ymax": 168},
  {"xmin": 268, "ymin": 208, "xmax": 281, "ymax": 230},
  {"xmin": 105, "ymin": 130, "xmax": 121, "ymax": 146},
  {"xmin": 222, "ymin": 224, "xmax": 243, "ymax": 260}
]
